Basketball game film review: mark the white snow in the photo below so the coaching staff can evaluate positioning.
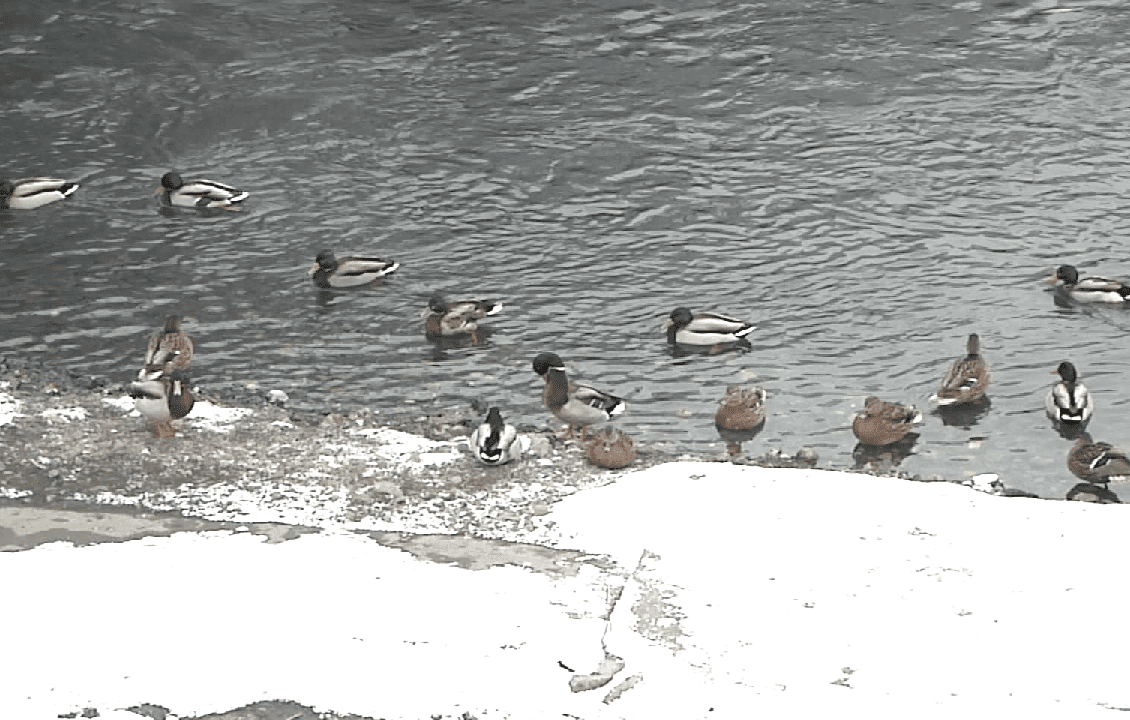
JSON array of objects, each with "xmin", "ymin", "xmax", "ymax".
[{"xmin": 2, "ymin": 461, "xmax": 1128, "ymax": 719}]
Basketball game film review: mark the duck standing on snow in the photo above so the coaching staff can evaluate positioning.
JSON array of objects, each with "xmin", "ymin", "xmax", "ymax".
[
  {"xmin": 143, "ymin": 315, "xmax": 195, "ymax": 375},
  {"xmin": 930, "ymin": 333, "xmax": 991, "ymax": 406},
  {"xmin": 0, "ymin": 178, "xmax": 79, "ymax": 209},
  {"xmin": 532, "ymin": 352, "xmax": 625, "ymax": 440},
  {"xmin": 851, "ymin": 396, "xmax": 923, "ymax": 446},
  {"xmin": 1046, "ymin": 361, "xmax": 1094, "ymax": 426},
  {"xmin": 129, "ymin": 369, "xmax": 195, "ymax": 438},
  {"xmin": 157, "ymin": 171, "xmax": 248, "ymax": 209},
  {"xmin": 714, "ymin": 385, "xmax": 767, "ymax": 431},
  {"xmin": 308, "ymin": 250, "xmax": 399, "ymax": 289},
  {"xmin": 422, "ymin": 295, "xmax": 502, "ymax": 342},
  {"xmin": 468, "ymin": 407, "xmax": 528, "ymax": 465},
  {"xmin": 664, "ymin": 308, "xmax": 755, "ymax": 349},
  {"xmin": 1068, "ymin": 433, "xmax": 1130, "ymax": 486},
  {"xmin": 1046, "ymin": 265, "xmax": 1130, "ymax": 303}
]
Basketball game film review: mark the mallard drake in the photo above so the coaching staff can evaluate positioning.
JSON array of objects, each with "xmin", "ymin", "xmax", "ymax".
[
  {"xmin": 1046, "ymin": 265, "xmax": 1130, "ymax": 303},
  {"xmin": 851, "ymin": 396, "xmax": 923, "ymax": 446},
  {"xmin": 0, "ymin": 178, "xmax": 79, "ymax": 210},
  {"xmin": 532, "ymin": 352, "xmax": 625, "ymax": 440},
  {"xmin": 664, "ymin": 307, "xmax": 755, "ymax": 347},
  {"xmin": 930, "ymin": 333, "xmax": 991, "ymax": 406},
  {"xmin": 308, "ymin": 250, "xmax": 399, "ymax": 289},
  {"xmin": 715, "ymin": 385, "xmax": 767, "ymax": 431},
  {"xmin": 1046, "ymin": 361, "xmax": 1094, "ymax": 426},
  {"xmin": 157, "ymin": 171, "xmax": 248, "ymax": 209},
  {"xmin": 467, "ymin": 407, "xmax": 528, "ymax": 466},
  {"xmin": 422, "ymin": 295, "xmax": 502, "ymax": 341},
  {"xmin": 142, "ymin": 315, "xmax": 195, "ymax": 376},
  {"xmin": 1068, "ymin": 433, "xmax": 1130, "ymax": 486},
  {"xmin": 584, "ymin": 428, "xmax": 637, "ymax": 469},
  {"xmin": 129, "ymin": 368, "xmax": 195, "ymax": 438}
]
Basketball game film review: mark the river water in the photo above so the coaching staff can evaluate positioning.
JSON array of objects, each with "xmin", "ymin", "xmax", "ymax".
[{"xmin": 4, "ymin": 0, "xmax": 1130, "ymax": 498}]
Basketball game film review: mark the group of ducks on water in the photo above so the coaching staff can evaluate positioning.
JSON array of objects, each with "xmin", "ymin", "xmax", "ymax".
[{"xmin": 10, "ymin": 171, "xmax": 1130, "ymax": 487}]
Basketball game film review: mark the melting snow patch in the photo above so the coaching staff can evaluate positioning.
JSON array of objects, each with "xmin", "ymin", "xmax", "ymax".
[
  {"xmin": 102, "ymin": 396, "xmax": 135, "ymax": 412},
  {"xmin": 41, "ymin": 407, "xmax": 87, "ymax": 423},
  {"xmin": 186, "ymin": 401, "xmax": 253, "ymax": 432},
  {"xmin": 349, "ymin": 427, "xmax": 463, "ymax": 470},
  {"xmin": 0, "ymin": 392, "xmax": 21, "ymax": 426}
]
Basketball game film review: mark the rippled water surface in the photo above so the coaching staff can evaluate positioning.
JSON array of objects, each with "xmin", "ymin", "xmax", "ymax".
[{"xmin": 5, "ymin": 0, "xmax": 1130, "ymax": 498}]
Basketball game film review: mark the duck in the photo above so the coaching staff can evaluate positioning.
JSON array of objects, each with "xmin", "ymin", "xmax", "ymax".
[
  {"xmin": 1046, "ymin": 265, "xmax": 1130, "ymax": 303},
  {"xmin": 664, "ymin": 308, "xmax": 756, "ymax": 348},
  {"xmin": 467, "ymin": 407, "xmax": 528, "ymax": 465},
  {"xmin": 129, "ymin": 368, "xmax": 195, "ymax": 438},
  {"xmin": 532, "ymin": 352, "xmax": 625, "ymax": 440},
  {"xmin": 1046, "ymin": 361, "xmax": 1094, "ymax": 426},
  {"xmin": 142, "ymin": 315, "xmax": 195, "ymax": 376},
  {"xmin": 1067, "ymin": 433, "xmax": 1130, "ymax": 486},
  {"xmin": 0, "ymin": 178, "xmax": 79, "ymax": 210},
  {"xmin": 584, "ymin": 428, "xmax": 637, "ymax": 469},
  {"xmin": 422, "ymin": 295, "xmax": 502, "ymax": 341},
  {"xmin": 157, "ymin": 171, "xmax": 248, "ymax": 209},
  {"xmin": 930, "ymin": 333, "xmax": 991, "ymax": 406},
  {"xmin": 851, "ymin": 396, "xmax": 923, "ymax": 446},
  {"xmin": 308, "ymin": 250, "xmax": 399, "ymax": 289},
  {"xmin": 714, "ymin": 385, "xmax": 767, "ymax": 431}
]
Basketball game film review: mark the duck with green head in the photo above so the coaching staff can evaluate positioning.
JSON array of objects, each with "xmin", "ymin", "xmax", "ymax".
[
  {"xmin": 157, "ymin": 171, "xmax": 248, "ymax": 209},
  {"xmin": 532, "ymin": 352, "xmax": 625, "ymax": 440},
  {"xmin": 1, "ymin": 178, "xmax": 79, "ymax": 209},
  {"xmin": 308, "ymin": 250, "xmax": 399, "ymax": 288},
  {"xmin": 1046, "ymin": 265, "xmax": 1130, "ymax": 303}
]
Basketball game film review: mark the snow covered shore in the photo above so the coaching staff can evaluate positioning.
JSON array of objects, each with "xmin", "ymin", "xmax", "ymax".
[{"xmin": 3, "ymin": 461, "xmax": 1128, "ymax": 719}]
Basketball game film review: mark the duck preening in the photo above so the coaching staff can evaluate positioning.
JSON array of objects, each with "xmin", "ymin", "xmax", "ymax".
[
  {"xmin": 1046, "ymin": 361, "xmax": 1094, "ymax": 426},
  {"xmin": 584, "ymin": 428, "xmax": 637, "ymax": 469},
  {"xmin": 142, "ymin": 315, "xmax": 195, "ymax": 376},
  {"xmin": 1068, "ymin": 433, "xmax": 1130, "ymax": 486},
  {"xmin": 851, "ymin": 396, "xmax": 923, "ymax": 446},
  {"xmin": 664, "ymin": 308, "xmax": 755, "ymax": 348},
  {"xmin": 1046, "ymin": 265, "xmax": 1130, "ymax": 303},
  {"xmin": 423, "ymin": 295, "xmax": 502, "ymax": 341},
  {"xmin": 467, "ymin": 407, "xmax": 527, "ymax": 466},
  {"xmin": 158, "ymin": 171, "xmax": 248, "ymax": 209},
  {"xmin": 308, "ymin": 250, "xmax": 399, "ymax": 288},
  {"xmin": 930, "ymin": 333, "xmax": 991, "ymax": 406},
  {"xmin": 129, "ymin": 368, "xmax": 195, "ymax": 438},
  {"xmin": 532, "ymin": 352, "xmax": 625, "ymax": 440},
  {"xmin": 0, "ymin": 178, "xmax": 79, "ymax": 209},
  {"xmin": 714, "ymin": 385, "xmax": 767, "ymax": 431}
]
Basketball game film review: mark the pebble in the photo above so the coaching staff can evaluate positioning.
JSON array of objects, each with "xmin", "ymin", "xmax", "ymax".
[{"xmin": 267, "ymin": 389, "xmax": 289, "ymax": 405}]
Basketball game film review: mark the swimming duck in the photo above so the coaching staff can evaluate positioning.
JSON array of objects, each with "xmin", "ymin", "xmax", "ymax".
[
  {"xmin": 0, "ymin": 178, "xmax": 79, "ymax": 210},
  {"xmin": 664, "ymin": 308, "xmax": 756, "ymax": 347},
  {"xmin": 129, "ymin": 368, "xmax": 195, "ymax": 438},
  {"xmin": 930, "ymin": 334, "xmax": 991, "ymax": 406},
  {"xmin": 157, "ymin": 171, "xmax": 248, "ymax": 209},
  {"xmin": 584, "ymin": 428, "xmax": 637, "ymax": 469},
  {"xmin": 467, "ymin": 407, "xmax": 528, "ymax": 466},
  {"xmin": 308, "ymin": 250, "xmax": 399, "ymax": 289},
  {"xmin": 422, "ymin": 295, "xmax": 502, "ymax": 341},
  {"xmin": 532, "ymin": 352, "xmax": 625, "ymax": 440},
  {"xmin": 1046, "ymin": 361, "xmax": 1094, "ymax": 426},
  {"xmin": 1046, "ymin": 265, "xmax": 1130, "ymax": 303},
  {"xmin": 1068, "ymin": 433, "xmax": 1130, "ymax": 486},
  {"xmin": 142, "ymin": 315, "xmax": 195, "ymax": 376},
  {"xmin": 714, "ymin": 385, "xmax": 767, "ymax": 431},
  {"xmin": 851, "ymin": 396, "xmax": 923, "ymax": 446}
]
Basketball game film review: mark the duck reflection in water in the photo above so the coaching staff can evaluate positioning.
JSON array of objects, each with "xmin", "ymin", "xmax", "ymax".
[{"xmin": 935, "ymin": 395, "xmax": 992, "ymax": 428}]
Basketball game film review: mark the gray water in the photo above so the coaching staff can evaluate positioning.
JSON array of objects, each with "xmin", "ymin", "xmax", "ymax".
[{"xmin": 4, "ymin": 0, "xmax": 1130, "ymax": 498}]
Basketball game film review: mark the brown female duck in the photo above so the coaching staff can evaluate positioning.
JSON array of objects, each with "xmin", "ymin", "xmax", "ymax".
[
  {"xmin": 851, "ymin": 396, "xmax": 923, "ymax": 446},
  {"xmin": 930, "ymin": 333, "xmax": 990, "ymax": 406}
]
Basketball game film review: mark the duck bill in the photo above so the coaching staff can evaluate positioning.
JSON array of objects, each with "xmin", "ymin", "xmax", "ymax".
[
  {"xmin": 306, "ymin": 262, "xmax": 319, "ymax": 276},
  {"xmin": 1042, "ymin": 271, "xmax": 1060, "ymax": 284}
]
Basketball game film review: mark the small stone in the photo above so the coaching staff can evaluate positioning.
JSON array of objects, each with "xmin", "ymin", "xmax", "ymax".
[
  {"xmin": 267, "ymin": 389, "xmax": 289, "ymax": 404},
  {"xmin": 795, "ymin": 446, "xmax": 819, "ymax": 465},
  {"xmin": 528, "ymin": 436, "xmax": 553, "ymax": 458}
]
